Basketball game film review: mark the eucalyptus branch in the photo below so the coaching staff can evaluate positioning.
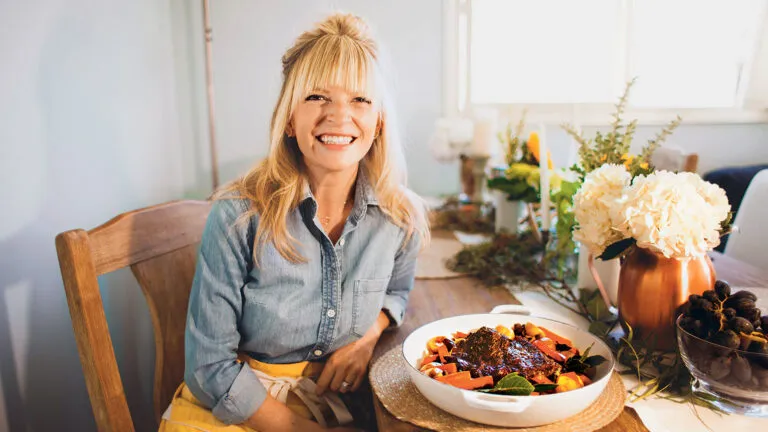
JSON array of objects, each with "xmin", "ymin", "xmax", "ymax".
[
  {"xmin": 642, "ymin": 115, "xmax": 683, "ymax": 163},
  {"xmin": 620, "ymin": 119, "xmax": 638, "ymax": 154},
  {"xmin": 514, "ymin": 109, "xmax": 527, "ymax": 140},
  {"xmin": 561, "ymin": 123, "xmax": 591, "ymax": 148},
  {"xmin": 609, "ymin": 77, "xmax": 636, "ymax": 150}
]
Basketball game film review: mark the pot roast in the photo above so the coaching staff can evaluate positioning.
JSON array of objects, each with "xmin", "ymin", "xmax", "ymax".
[{"xmin": 452, "ymin": 326, "xmax": 561, "ymax": 381}]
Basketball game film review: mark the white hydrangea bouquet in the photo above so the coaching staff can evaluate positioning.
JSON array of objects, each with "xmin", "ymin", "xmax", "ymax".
[{"xmin": 573, "ymin": 164, "xmax": 733, "ymax": 261}]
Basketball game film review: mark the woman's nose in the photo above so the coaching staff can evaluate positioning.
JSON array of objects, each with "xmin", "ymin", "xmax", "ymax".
[{"xmin": 325, "ymin": 100, "xmax": 352, "ymax": 123}]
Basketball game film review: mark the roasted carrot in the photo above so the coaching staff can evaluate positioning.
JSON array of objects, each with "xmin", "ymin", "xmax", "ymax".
[
  {"xmin": 533, "ymin": 339, "xmax": 567, "ymax": 363},
  {"xmin": 578, "ymin": 374, "xmax": 593, "ymax": 385},
  {"xmin": 420, "ymin": 354, "xmax": 438, "ymax": 367},
  {"xmin": 441, "ymin": 363, "xmax": 458, "ymax": 374},
  {"xmin": 437, "ymin": 344, "xmax": 450, "ymax": 362},
  {"xmin": 440, "ymin": 374, "xmax": 494, "ymax": 390},
  {"xmin": 435, "ymin": 371, "xmax": 471, "ymax": 383},
  {"xmin": 530, "ymin": 374, "xmax": 554, "ymax": 385},
  {"xmin": 453, "ymin": 331, "xmax": 469, "ymax": 338},
  {"xmin": 539, "ymin": 326, "xmax": 573, "ymax": 347}
]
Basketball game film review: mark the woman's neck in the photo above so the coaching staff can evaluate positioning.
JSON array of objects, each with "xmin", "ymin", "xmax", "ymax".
[{"xmin": 307, "ymin": 166, "xmax": 358, "ymax": 208}]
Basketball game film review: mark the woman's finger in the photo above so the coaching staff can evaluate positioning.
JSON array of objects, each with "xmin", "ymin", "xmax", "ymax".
[
  {"xmin": 315, "ymin": 362, "xmax": 337, "ymax": 394},
  {"xmin": 329, "ymin": 364, "xmax": 349, "ymax": 392}
]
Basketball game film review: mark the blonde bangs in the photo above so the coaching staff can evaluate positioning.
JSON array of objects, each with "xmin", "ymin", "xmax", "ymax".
[{"xmin": 289, "ymin": 35, "xmax": 380, "ymax": 106}]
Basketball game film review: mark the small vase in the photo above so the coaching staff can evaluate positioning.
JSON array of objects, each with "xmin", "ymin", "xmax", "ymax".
[
  {"xmin": 617, "ymin": 247, "xmax": 716, "ymax": 350},
  {"xmin": 493, "ymin": 191, "xmax": 523, "ymax": 234},
  {"xmin": 576, "ymin": 247, "xmax": 621, "ymax": 306}
]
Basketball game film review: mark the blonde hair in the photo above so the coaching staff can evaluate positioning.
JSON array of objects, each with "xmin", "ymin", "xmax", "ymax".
[{"xmin": 216, "ymin": 13, "xmax": 430, "ymax": 263}]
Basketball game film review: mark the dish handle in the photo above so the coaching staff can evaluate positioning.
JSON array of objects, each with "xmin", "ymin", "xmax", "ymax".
[
  {"xmin": 490, "ymin": 304, "xmax": 531, "ymax": 315},
  {"xmin": 461, "ymin": 391, "xmax": 533, "ymax": 412}
]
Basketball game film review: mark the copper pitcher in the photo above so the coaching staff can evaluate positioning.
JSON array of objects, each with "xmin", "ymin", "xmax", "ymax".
[{"xmin": 617, "ymin": 247, "xmax": 716, "ymax": 350}]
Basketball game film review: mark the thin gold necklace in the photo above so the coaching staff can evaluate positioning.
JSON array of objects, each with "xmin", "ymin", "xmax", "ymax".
[{"xmin": 319, "ymin": 200, "xmax": 351, "ymax": 227}]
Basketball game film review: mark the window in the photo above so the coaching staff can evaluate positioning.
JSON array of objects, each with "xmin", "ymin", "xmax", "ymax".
[{"xmin": 448, "ymin": 0, "xmax": 768, "ymax": 122}]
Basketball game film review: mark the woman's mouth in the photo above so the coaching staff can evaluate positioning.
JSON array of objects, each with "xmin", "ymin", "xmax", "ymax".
[{"xmin": 316, "ymin": 134, "xmax": 357, "ymax": 146}]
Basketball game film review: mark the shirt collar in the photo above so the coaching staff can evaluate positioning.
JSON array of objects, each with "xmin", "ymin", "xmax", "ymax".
[{"xmin": 300, "ymin": 166, "xmax": 379, "ymax": 220}]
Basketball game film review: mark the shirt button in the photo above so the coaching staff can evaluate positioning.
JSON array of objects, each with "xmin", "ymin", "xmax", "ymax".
[
  {"xmin": 313, "ymin": 349, "xmax": 323, "ymax": 357},
  {"xmin": 339, "ymin": 238, "xmax": 345, "ymax": 246},
  {"xmin": 327, "ymin": 309, "xmax": 336, "ymax": 318}
]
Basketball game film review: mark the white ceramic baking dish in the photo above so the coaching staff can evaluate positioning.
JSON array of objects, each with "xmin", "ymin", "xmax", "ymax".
[{"xmin": 401, "ymin": 305, "xmax": 616, "ymax": 427}]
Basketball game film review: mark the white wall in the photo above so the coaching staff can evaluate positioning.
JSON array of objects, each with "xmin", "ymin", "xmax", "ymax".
[{"xmin": 0, "ymin": 0, "xmax": 188, "ymax": 430}]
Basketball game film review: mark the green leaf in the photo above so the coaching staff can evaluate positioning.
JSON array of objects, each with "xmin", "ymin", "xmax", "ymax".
[
  {"xmin": 533, "ymin": 383, "xmax": 559, "ymax": 393},
  {"xmin": 585, "ymin": 355, "xmax": 608, "ymax": 367},
  {"xmin": 486, "ymin": 177, "xmax": 538, "ymax": 202},
  {"xmin": 597, "ymin": 238, "xmax": 636, "ymax": 261},
  {"xmin": 478, "ymin": 372, "xmax": 535, "ymax": 395},
  {"xmin": 589, "ymin": 320, "xmax": 611, "ymax": 337},
  {"xmin": 586, "ymin": 294, "xmax": 612, "ymax": 321},
  {"xmin": 579, "ymin": 288, "xmax": 601, "ymax": 305}
]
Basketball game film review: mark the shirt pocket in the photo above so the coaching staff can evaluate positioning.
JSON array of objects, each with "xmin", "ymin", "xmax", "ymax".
[{"xmin": 352, "ymin": 277, "xmax": 390, "ymax": 337}]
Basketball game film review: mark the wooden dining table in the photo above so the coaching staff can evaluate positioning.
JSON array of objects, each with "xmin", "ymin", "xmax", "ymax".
[{"xmin": 369, "ymin": 245, "xmax": 768, "ymax": 432}]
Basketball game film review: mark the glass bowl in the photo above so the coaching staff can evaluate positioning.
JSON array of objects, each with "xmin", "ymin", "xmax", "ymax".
[{"xmin": 676, "ymin": 314, "xmax": 768, "ymax": 417}]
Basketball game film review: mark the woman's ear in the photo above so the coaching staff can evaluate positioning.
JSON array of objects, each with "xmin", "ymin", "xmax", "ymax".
[
  {"xmin": 286, "ymin": 121, "xmax": 295, "ymax": 137},
  {"xmin": 375, "ymin": 112, "xmax": 383, "ymax": 138}
]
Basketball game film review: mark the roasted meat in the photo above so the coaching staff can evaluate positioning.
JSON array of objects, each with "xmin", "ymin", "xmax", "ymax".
[{"xmin": 452, "ymin": 326, "xmax": 561, "ymax": 381}]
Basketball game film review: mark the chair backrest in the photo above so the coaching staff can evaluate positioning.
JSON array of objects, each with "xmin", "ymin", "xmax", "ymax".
[
  {"xmin": 725, "ymin": 169, "xmax": 768, "ymax": 269},
  {"xmin": 651, "ymin": 145, "xmax": 699, "ymax": 173},
  {"xmin": 55, "ymin": 200, "xmax": 212, "ymax": 431}
]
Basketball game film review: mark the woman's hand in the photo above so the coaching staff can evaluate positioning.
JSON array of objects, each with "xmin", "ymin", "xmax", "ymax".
[{"xmin": 316, "ymin": 311, "xmax": 390, "ymax": 394}]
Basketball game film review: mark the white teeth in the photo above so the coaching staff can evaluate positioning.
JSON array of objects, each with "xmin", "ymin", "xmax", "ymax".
[{"xmin": 319, "ymin": 135, "xmax": 354, "ymax": 145}]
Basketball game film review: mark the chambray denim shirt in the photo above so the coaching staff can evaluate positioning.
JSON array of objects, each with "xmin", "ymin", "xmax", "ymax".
[{"xmin": 184, "ymin": 171, "xmax": 420, "ymax": 425}]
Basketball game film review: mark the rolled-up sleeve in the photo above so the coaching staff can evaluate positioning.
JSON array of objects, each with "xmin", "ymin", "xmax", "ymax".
[
  {"xmin": 382, "ymin": 231, "xmax": 421, "ymax": 328},
  {"xmin": 184, "ymin": 199, "xmax": 267, "ymax": 424}
]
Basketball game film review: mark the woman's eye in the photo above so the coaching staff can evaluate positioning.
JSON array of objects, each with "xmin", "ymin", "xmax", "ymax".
[
  {"xmin": 305, "ymin": 94, "xmax": 326, "ymax": 101},
  {"xmin": 353, "ymin": 97, "xmax": 372, "ymax": 104}
]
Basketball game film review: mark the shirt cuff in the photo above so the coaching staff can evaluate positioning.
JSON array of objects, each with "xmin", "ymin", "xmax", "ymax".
[
  {"xmin": 211, "ymin": 363, "xmax": 268, "ymax": 425},
  {"xmin": 382, "ymin": 295, "xmax": 407, "ymax": 329}
]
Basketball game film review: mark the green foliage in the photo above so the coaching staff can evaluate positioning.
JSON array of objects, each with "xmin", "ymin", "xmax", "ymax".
[
  {"xmin": 561, "ymin": 78, "xmax": 682, "ymax": 182},
  {"xmin": 597, "ymin": 238, "xmax": 637, "ymax": 261},
  {"xmin": 431, "ymin": 197, "xmax": 495, "ymax": 234},
  {"xmin": 551, "ymin": 179, "xmax": 580, "ymax": 271},
  {"xmin": 479, "ymin": 372, "xmax": 535, "ymax": 396},
  {"xmin": 487, "ymin": 176, "xmax": 539, "ymax": 203},
  {"xmin": 446, "ymin": 232, "xmax": 547, "ymax": 287}
]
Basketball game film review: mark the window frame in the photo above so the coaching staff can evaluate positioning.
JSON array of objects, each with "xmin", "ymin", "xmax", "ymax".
[{"xmin": 444, "ymin": 0, "xmax": 768, "ymax": 125}]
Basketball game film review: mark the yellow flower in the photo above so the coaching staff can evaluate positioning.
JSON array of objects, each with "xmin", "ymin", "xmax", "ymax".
[
  {"xmin": 622, "ymin": 154, "xmax": 634, "ymax": 169},
  {"xmin": 640, "ymin": 162, "xmax": 649, "ymax": 170},
  {"xmin": 526, "ymin": 132, "xmax": 554, "ymax": 169},
  {"xmin": 600, "ymin": 154, "xmax": 607, "ymax": 162}
]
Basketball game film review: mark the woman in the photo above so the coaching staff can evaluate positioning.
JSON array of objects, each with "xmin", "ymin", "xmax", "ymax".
[{"xmin": 160, "ymin": 12, "xmax": 430, "ymax": 432}]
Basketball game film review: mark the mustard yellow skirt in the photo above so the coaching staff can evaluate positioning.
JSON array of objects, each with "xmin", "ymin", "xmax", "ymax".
[{"xmin": 159, "ymin": 356, "xmax": 350, "ymax": 432}]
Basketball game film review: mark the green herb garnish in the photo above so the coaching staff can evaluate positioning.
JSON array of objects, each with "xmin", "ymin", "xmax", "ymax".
[{"xmin": 478, "ymin": 372, "xmax": 535, "ymax": 396}]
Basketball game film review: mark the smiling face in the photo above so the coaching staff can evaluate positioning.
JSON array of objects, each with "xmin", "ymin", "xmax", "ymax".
[{"xmin": 290, "ymin": 86, "xmax": 380, "ymax": 176}]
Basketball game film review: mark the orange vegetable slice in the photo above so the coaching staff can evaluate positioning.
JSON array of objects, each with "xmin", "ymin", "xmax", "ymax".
[
  {"xmin": 533, "ymin": 339, "xmax": 567, "ymax": 363},
  {"xmin": 437, "ymin": 344, "xmax": 450, "ymax": 362},
  {"xmin": 530, "ymin": 374, "xmax": 554, "ymax": 385},
  {"xmin": 442, "ymin": 363, "xmax": 458, "ymax": 375},
  {"xmin": 420, "ymin": 354, "xmax": 438, "ymax": 367},
  {"xmin": 560, "ymin": 372, "xmax": 584, "ymax": 386},
  {"xmin": 578, "ymin": 374, "xmax": 593, "ymax": 385},
  {"xmin": 435, "ymin": 371, "xmax": 471, "ymax": 383},
  {"xmin": 539, "ymin": 326, "xmax": 573, "ymax": 346},
  {"xmin": 441, "ymin": 374, "xmax": 494, "ymax": 390}
]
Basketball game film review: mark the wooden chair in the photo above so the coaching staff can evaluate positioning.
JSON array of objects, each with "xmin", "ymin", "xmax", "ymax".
[{"xmin": 55, "ymin": 200, "xmax": 212, "ymax": 431}]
